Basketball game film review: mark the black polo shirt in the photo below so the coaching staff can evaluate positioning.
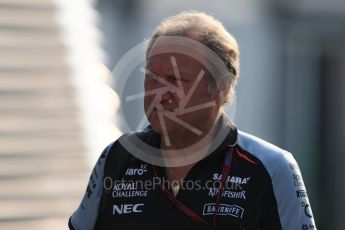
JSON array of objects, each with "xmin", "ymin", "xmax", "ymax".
[{"xmin": 69, "ymin": 125, "xmax": 316, "ymax": 230}]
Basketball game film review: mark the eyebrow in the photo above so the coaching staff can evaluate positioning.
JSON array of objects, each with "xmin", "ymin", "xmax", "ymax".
[{"xmin": 140, "ymin": 67, "xmax": 178, "ymax": 89}]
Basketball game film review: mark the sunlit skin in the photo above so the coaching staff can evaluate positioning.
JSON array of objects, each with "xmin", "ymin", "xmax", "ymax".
[
  {"xmin": 144, "ymin": 52, "xmax": 221, "ymax": 145},
  {"xmin": 143, "ymin": 46, "xmax": 227, "ymax": 180}
]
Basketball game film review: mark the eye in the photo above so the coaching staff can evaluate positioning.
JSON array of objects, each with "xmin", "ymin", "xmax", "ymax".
[
  {"xmin": 170, "ymin": 75, "xmax": 190, "ymax": 83},
  {"xmin": 145, "ymin": 73, "xmax": 159, "ymax": 81}
]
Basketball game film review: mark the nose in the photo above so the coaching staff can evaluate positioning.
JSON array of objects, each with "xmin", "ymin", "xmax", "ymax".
[{"xmin": 161, "ymin": 90, "xmax": 173, "ymax": 103}]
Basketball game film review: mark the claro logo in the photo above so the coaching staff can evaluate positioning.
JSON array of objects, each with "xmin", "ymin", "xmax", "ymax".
[{"xmin": 113, "ymin": 203, "xmax": 144, "ymax": 215}]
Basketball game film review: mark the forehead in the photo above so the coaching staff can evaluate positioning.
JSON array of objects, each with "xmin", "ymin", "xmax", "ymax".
[
  {"xmin": 146, "ymin": 45, "xmax": 209, "ymax": 74},
  {"xmin": 148, "ymin": 53, "xmax": 204, "ymax": 70}
]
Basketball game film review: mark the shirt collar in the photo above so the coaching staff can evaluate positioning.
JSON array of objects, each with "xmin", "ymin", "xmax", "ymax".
[{"xmin": 140, "ymin": 113, "xmax": 237, "ymax": 161}]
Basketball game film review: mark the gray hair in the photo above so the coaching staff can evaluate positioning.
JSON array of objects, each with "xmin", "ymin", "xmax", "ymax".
[{"xmin": 146, "ymin": 10, "xmax": 240, "ymax": 104}]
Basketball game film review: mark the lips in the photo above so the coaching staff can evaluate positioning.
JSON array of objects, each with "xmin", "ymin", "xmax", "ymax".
[{"xmin": 153, "ymin": 107, "xmax": 177, "ymax": 112}]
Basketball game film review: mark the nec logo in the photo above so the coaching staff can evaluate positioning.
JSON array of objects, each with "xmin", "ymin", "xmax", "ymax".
[{"xmin": 113, "ymin": 203, "xmax": 144, "ymax": 215}]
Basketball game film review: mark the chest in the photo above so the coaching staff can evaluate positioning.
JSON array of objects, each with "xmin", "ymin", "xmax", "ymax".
[{"xmin": 97, "ymin": 159, "xmax": 267, "ymax": 230}]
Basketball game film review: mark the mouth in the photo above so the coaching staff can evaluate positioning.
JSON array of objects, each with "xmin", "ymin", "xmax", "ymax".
[{"xmin": 153, "ymin": 107, "xmax": 177, "ymax": 113}]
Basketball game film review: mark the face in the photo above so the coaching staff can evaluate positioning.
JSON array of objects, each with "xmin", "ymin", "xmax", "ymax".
[{"xmin": 144, "ymin": 46, "xmax": 222, "ymax": 140}]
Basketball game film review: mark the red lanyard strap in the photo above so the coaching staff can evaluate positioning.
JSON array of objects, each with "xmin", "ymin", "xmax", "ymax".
[
  {"xmin": 213, "ymin": 146, "xmax": 235, "ymax": 226},
  {"xmin": 152, "ymin": 165, "xmax": 208, "ymax": 225},
  {"xmin": 151, "ymin": 146, "xmax": 235, "ymax": 226}
]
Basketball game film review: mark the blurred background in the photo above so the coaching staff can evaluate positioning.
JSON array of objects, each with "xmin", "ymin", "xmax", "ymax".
[{"xmin": 0, "ymin": 0, "xmax": 344, "ymax": 229}]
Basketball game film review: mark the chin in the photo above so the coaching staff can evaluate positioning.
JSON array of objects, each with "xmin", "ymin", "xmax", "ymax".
[
  {"xmin": 149, "ymin": 122, "xmax": 163, "ymax": 134},
  {"xmin": 147, "ymin": 116, "xmax": 176, "ymax": 135},
  {"xmin": 147, "ymin": 116, "xmax": 162, "ymax": 133}
]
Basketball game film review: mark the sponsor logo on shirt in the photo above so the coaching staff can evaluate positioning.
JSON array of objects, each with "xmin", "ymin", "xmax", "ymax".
[
  {"xmin": 114, "ymin": 182, "xmax": 137, "ymax": 190},
  {"xmin": 202, "ymin": 203, "xmax": 244, "ymax": 219},
  {"xmin": 208, "ymin": 188, "xmax": 246, "ymax": 199},
  {"xmin": 302, "ymin": 224, "xmax": 316, "ymax": 230},
  {"xmin": 113, "ymin": 203, "xmax": 144, "ymax": 215},
  {"xmin": 212, "ymin": 173, "xmax": 250, "ymax": 185},
  {"xmin": 125, "ymin": 164, "xmax": 148, "ymax": 176},
  {"xmin": 113, "ymin": 190, "xmax": 148, "ymax": 198},
  {"xmin": 112, "ymin": 182, "xmax": 148, "ymax": 198},
  {"xmin": 296, "ymin": 190, "xmax": 308, "ymax": 198},
  {"xmin": 85, "ymin": 170, "xmax": 97, "ymax": 199},
  {"xmin": 289, "ymin": 162, "xmax": 299, "ymax": 171},
  {"xmin": 301, "ymin": 202, "xmax": 313, "ymax": 218},
  {"xmin": 293, "ymin": 174, "xmax": 305, "ymax": 187}
]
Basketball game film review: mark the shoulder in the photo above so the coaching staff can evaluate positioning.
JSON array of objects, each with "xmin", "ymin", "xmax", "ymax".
[
  {"xmin": 107, "ymin": 127, "xmax": 156, "ymax": 154},
  {"xmin": 104, "ymin": 127, "xmax": 160, "ymax": 168},
  {"xmin": 235, "ymin": 131, "xmax": 316, "ymax": 228},
  {"xmin": 112, "ymin": 127, "xmax": 160, "ymax": 158},
  {"xmin": 237, "ymin": 130, "xmax": 298, "ymax": 179}
]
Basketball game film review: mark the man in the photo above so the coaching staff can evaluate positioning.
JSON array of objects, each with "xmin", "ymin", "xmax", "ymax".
[{"xmin": 69, "ymin": 11, "xmax": 316, "ymax": 230}]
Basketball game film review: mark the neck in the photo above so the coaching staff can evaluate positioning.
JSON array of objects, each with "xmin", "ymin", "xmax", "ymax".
[
  {"xmin": 161, "ymin": 127, "xmax": 211, "ymax": 150},
  {"xmin": 161, "ymin": 113, "xmax": 223, "ymax": 165},
  {"xmin": 161, "ymin": 113, "xmax": 225, "ymax": 189},
  {"xmin": 162, "ymin": 113, "xmax": 222, "ymax": 149}
]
